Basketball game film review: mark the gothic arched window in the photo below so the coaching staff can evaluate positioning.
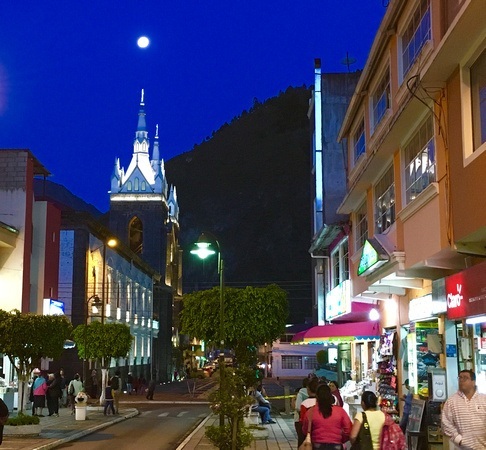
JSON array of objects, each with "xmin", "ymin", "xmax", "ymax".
[
  {"xmin": 134, "ymin": 177, "xmax": 139, "ymax": 191},
  {"xmin": 141, "ymin": 181, "xmax": 146, "ymax": 191},
  {"xmin": 129, "ymin": 216, "xmax": 143, "ymax": 254},
  {"xmin": 127, "ymin": 181, "xmax": 132, "ymax": 191}
]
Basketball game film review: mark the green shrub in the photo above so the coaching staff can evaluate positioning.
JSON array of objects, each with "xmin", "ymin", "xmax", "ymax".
[
  {"xmin": 206, "ymin": 424, "xmax": 253, "ymax": 450},
  {"xmin": 6, "ymin": 413, "xmax": 40, "ymax": 426}
]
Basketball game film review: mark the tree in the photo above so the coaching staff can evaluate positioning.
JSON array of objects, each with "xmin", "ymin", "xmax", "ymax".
[
  {"xmin": 180, "ymin": 284, "xmax": 288, "ymax": 449},
  {"xmin": 180, "ymin": 284, "xmax": 288, "ymax": 361},
  {"xmin": 0, "ymin": 309, "xmax": 73, "ymax": 412},
  {"xmin": 72, "ymin": 321, "xmax": 133, "ymax": 401}
]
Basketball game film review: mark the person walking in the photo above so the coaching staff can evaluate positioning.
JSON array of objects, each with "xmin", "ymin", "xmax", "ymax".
[
  {"xmin": 89, "ymin": 369, "xmax": 99, "ymax": 401},
  {"xmin": 299, "ymin": 377, "xmax": 319, "ymax": 446},
  {"xmin": 442, "ymin": 369, "xmax": 486, "ymax": 449},
  {"xmin": 350, "ymin": 391, "xmax": 385, "ymax": 450},
  {"xmin": 103, "ymin": 380, "xmax": 115, "ymax": 415},
  {"xmin": 302, "ymin": 383, "xmax": 352, "ymax": 449},
  {"xmin": 46, "ymin": 372, "xmax": 62, "ymax": 417},
  {"xmin": 32, "ymin": 371, "xmax": 48, "ymax": 417},
  {"xmin": 126, "ymin": 372, "xmax": 133, "ymax": 395},
  {"xmin": 110, "ymin": 370, "xmax": 121, "ymax": 414},
  {"xmin": 329, "ymin": 380, "xmax": 344, "ymax": 407},
  {"xmin": 67, "ymin": 374, "xmax": 84, "ymax": 414},
  {"xmin": 59, "ymin": 368, "xmax": 67, "ymax": 408},
  {"xmin": 293, "ymin": 378, "xmax": 309, "ymax": 445},
  {"xmin": 146, "ymin": 379, "xmax": 156, "ymax": 400}
]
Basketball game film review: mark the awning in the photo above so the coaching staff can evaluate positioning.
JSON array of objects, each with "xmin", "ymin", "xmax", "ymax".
[{"xmin": 291, "ymin": 321, "xmax": 380, "ymax": 344}]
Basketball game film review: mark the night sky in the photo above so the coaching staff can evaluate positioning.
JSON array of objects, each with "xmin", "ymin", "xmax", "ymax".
[{"xmin": 0, "ymin": 1, "xmax": 386, "ymax": 212}]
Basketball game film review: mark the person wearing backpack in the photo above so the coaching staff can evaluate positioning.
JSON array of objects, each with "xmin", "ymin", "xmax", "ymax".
[
  {"xmin": 110, "ymin": 370, "xmax": 121, "ymax": 414},
  {"xmin": 67, "ymin": 374, "xmax": 84, "ymax": 414}
]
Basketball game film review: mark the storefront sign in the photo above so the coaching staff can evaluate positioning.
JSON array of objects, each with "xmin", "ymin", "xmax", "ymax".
[
  {"xmin": 357, "ymin": 239, "xmax": 389, "ymax": 276},
  {"xmin": 43, "ymin": 298, "xmax": 65, "ymax": 315},
  {"xmin": 409, "ymin": 295, "xmax": 433, "ymax": 321},
  {"xmin": 326, "ymin": 280, "xmax": 351, "ymax": 321},
  {"xmin": 446, "ymin": 261, "xmax": 486, "ymax": 320}
]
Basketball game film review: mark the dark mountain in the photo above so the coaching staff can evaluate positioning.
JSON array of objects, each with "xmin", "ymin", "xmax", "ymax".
[{"xmin": 166, "ymin": 86, "xmax": 313, "ymax": 323}]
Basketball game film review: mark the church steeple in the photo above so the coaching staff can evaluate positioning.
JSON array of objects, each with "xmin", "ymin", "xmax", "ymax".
[{"xmin": 134, "ymin": 89, "xmax": 149, "ymax": 154}]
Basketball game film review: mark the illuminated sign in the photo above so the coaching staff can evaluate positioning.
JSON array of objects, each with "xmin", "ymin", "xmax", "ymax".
[
  {"xmin": 326, "ymin": 280, "xmax": 351, "ymax": 321},
  {"xmin": 446, "ymin": 261, "xmax": 486, "ymax": 320},
  {"xmin": 43, "ymin": 299, "xmax": 65, "ymax": 316},
  {"xmin": 357, "ymin": 239, "xmax": 389, "ymax": 276}
]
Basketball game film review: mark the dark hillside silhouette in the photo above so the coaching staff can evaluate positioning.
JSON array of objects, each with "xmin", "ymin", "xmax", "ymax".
[{"xmin": 166, "ymin": 86, "xmax": 312, "ymax": 323}]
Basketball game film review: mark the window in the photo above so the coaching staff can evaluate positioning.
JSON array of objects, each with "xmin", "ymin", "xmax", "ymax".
[
  {"xmin": 353, "ymin": 120, "xmax": 366, "ymax": 162},
  {"xmin": 141, "ymin": 181, "xmax": 146, "ymax": 191},
  {"xmin": 404, "ymin": 116, "xmax": 436, "ymax": 203},
  {"xmin": 303, "ymin": 356, "xmax": 318, "ymax": 370},
  {"xmin": 126, "ymin": 181, "xmax": 132, "ymax": 191},
  {"xmin": 355, "ymin": 202, "xmax": 368, "ymax": 250},
  {"xmin": 471, "ymin": 48, "xmax": 486, "ymax": 150},
  {"xmin": 402, "ymin": 0, "xmax": 431, "ymax": 77},
  {"xmin": 282, "ymin": 356, "xmax": 302, "ymax": 370},
  {"xmin": 129, "ymin": 216, "xmax": 143, "ymax": 254},
  {"xmin": 372, "ymin": 69, "xmax": 390, "ymax": 130},
  {"xmin": 134, "ymin": 177, "xmax": 139, "ymax": 191},
  {"xmin": 375, "ymin": 166, "xmax": 395, "ymax": 232},
  {"xmin": 331, "ymin": 238, "xmax": 349, "ymax": 289}
]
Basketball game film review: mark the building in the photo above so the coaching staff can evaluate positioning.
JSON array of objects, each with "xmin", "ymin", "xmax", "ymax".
[
  {"xmin": 335, "ymin": 0, "xmax": 486, "ymax": 440},
  {"xmin": 0, "ymin": 149, "xmax": 57, "ymax": 384},
  {"xmin": 108, "ymin": 90, "xmax": 182, "ymax": 382}
]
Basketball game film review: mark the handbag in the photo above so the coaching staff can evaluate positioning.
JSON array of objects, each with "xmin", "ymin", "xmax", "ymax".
[
  {"xmin": 298, "ymin": 406, "xmax": 314, "ymax": 450},
  {"xmin": 350, "ymin": 411, "xmax": 374, "ymax": 450},
  {"xmin": 380, "ymin": 413, "xmax": 406, "ymax": 450}
]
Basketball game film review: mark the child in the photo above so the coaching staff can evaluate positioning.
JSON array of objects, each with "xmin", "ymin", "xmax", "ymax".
[{"xmin": 104, "ymin": 380, "xmax": 115, "ymax": 415}]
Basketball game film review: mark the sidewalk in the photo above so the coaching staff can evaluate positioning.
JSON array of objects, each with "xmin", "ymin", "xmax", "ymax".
[{"xmin": 177, "ymin": 413, "xmax": 298, "ymax": 450}]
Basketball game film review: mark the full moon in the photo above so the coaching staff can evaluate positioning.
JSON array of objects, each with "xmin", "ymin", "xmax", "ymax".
[{"xmin": 137, "ymin": 36, "xmax": 150, "ymax": 48}]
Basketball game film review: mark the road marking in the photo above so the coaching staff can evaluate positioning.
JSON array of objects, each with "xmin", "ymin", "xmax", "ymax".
[
  {"xmin": 158, "ymin": 412, "xmax": 169, "ymax": 417},
  {"xmin": 177, "ymin": 411, "xmax": 188, "ymax": 417}
]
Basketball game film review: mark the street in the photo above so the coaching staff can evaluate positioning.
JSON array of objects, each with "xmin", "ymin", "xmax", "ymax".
[{"xmin": 56, "ymin": 402, "xmax": 210, "ymax": 450}]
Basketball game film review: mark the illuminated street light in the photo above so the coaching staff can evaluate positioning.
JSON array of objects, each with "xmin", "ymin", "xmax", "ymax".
[{"xmin": 191, "ymin": 232, "xmax": 225, "ymax": 428}]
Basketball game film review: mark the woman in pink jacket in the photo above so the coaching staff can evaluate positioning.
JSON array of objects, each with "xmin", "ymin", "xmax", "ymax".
[
  {"xmin": 32, "ymin": 372, "xmax": 48, "ymax": 417},
  {"xmin": 302, "ymin": 383, "xmax": 352, "ymax": 450}
]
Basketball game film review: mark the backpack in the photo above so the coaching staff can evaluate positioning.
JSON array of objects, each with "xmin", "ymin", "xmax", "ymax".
[
  {"xmin": 110, "ymin": 376, "xmax": 120, "ymax": 390},
  {"xmin": 380, "ymin": 413, "xmax": 407, "ymax": 450}
]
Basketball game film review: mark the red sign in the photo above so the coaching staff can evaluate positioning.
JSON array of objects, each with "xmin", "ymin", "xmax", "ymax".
[{"xmin": 446, "ymin": 261, "xmax": 486, "ymax": 320}]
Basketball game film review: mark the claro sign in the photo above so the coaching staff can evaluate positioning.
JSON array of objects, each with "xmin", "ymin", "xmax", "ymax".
[{"xmin": 445, "ymin": 261, "xmax": 486, "ymax": 320}]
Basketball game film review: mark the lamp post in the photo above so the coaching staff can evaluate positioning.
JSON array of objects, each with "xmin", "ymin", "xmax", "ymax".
[{"xmin": 190, "ymin": 232, "xmax": 225, "ymax": 428}]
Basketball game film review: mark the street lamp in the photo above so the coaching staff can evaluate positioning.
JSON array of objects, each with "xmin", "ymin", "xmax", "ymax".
[{"xmin": 190, "ymin": 232, "xmax": 225, "ymax": 427}]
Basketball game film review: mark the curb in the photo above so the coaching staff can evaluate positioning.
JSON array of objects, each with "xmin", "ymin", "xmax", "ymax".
[
  {"xmin": 174, "ymin": 413, "xmax": 212, "ymax": 450},
  {"xmin": 33, "ymin": 409, "xmax": 140, "ymax": 450}
]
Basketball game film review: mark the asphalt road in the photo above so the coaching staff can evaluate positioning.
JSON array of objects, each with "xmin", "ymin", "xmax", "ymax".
[{"xmin": 56, "ymin": 402, "xmax": 210, "ymax": 450}]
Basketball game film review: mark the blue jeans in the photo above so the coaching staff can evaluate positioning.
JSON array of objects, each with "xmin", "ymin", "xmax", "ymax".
[
  {"xmin": 252, "ymin": 405, "xmax": 271, "ymax": 423},
  {"xmin": 104, "ymin": 399, "xmax": 115, "ymax": 415}
]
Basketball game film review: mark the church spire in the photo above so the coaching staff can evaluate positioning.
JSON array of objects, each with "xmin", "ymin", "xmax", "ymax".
[{"xmin": 134, "ymin": 89, "xmax": 148, "ymax": 153}]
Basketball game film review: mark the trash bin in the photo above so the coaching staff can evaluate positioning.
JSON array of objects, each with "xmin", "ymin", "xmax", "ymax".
[{"xmin": 75, "ymin": 405, "xmax": 87, "ymax": 420}]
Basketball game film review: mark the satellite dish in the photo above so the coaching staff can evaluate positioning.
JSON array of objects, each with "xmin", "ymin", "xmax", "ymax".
[{"xmin": 341, "ymin": 52, "xmax": 357, "ymax": 72}]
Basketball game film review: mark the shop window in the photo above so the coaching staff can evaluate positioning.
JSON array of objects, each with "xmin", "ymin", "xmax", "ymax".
[
  {"xmin": 374, "ymin": 166, "xmax": 395, "ymax": 233},
  {"xmin": 404, "ymin": 115, "xmax": 436, "ymax": 203},
  {"xmin": 371, "ymin": 68, "xmax": 390, "ymax": 132},
  {"xmin": 471, "ymin": 48, "xmax": 486, "ymax": 150},
  {"xmin": 282, "ymin": 356, "xmax": 302, "ymax": 370},
  {"xmin": 355, "ymin": 202, "xmax": 368, "ymax": 251},
  {"xmin": 401, "ymin": 0, "xmax": 431, "ymax": 79},
  {"xmin": 353, "ymin": 119, "xmax": 366, "ymax": 163},
  {"xmin": 331, "ymin": 238, "xmax": 349, "ymax": 289}
]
